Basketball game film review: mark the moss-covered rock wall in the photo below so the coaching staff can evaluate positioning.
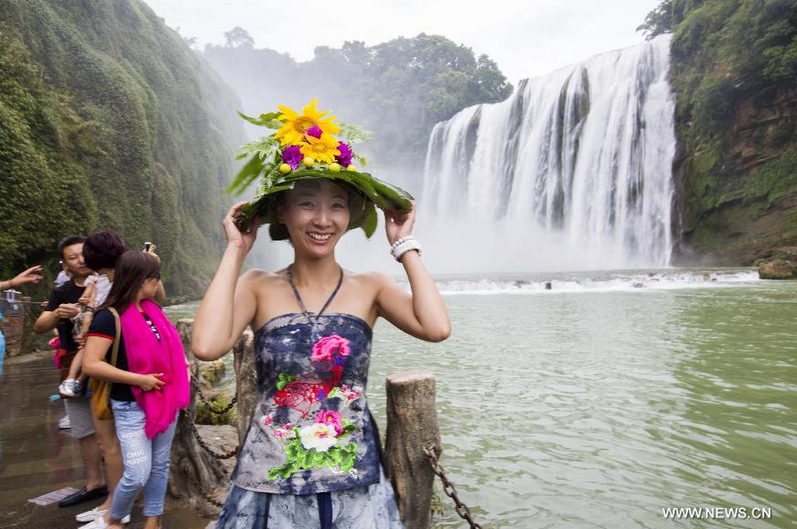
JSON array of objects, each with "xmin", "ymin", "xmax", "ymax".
[
  {"xmin": 642, "ymin": 0, "xmax": 797, "ymax": 264},
  {"xmin": 0, "ymin": 0, "xmax": 244, "ymax": 296}
]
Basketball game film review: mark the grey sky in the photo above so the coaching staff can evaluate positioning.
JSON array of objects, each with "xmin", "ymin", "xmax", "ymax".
[{"xmin": 143, "ymin": 0, "xmax": 662, "ymax": 84}]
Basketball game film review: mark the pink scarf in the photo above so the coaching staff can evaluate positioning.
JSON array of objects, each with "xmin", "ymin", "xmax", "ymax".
[{"xmin": 120, "ymin": 299, "xmax": 189, "ymax": 438}]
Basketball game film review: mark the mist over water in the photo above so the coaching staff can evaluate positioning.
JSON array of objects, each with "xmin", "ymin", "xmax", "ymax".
[
  {"xmin": 211, "ymin": 35, "xmax": 677, "ymax": 275},
  {"xmin": 422, "ymin": 35, "xmax": 676, "ymax": 272}
]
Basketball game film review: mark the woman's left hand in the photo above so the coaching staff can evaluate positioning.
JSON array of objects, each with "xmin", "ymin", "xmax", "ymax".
[{"xmin": 385, "ymin": 202, "xmax": 416, "ymax": 246}]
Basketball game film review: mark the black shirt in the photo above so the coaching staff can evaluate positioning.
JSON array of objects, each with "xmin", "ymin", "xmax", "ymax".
[
  {"xmin": 46, "ymin": 280, "xmax": 86, "ymax": 353},
  {"xmin": 88, "ymin": 308, "xmax": 135, "ymax": 401}
]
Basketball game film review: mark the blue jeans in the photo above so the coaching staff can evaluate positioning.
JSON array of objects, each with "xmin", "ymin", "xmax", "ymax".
[
  {"xmin": 110, "ymin": 399, "xmax": 178, "ymax": 519},
  {"xmin": 0, "ymin": 327, "xmax": 5, "ymax": 377},
  {"xmin": 0, "ymin": 309, "xmax": 6, "ymax": 377}
]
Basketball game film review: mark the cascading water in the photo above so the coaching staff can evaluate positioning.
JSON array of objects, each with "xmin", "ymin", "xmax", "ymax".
[{"xmin": 422, "ymin": 34, "xmax": 676, "ymax": 270}]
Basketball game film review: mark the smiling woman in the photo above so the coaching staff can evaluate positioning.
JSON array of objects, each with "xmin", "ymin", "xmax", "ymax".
[
  {"xmin": 191, "ymin": 100, "xmax": 451, "ymax": 528},
  {"xmin": 275, "ymin": 180, "xmax": 358, "ymax": 249}
]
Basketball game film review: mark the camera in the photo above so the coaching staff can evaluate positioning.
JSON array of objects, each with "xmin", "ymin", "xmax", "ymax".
[{"xmin": 144, "ymin": 241, "xmax": 152, "ymax": 252}]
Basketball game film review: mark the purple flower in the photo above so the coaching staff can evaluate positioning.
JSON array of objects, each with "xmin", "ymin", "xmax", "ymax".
[
  {"xmin": 282, "ymin": 145, "xmax": 303, "ymax": 169},
  {"xmin": 305, "ymin": 125, "xmax": 323, "ymax": 139},
  {"xmin": 336, "ymin": 142, "xmax": 352, "ymax": 167},
  {"xmin": 316, "ymin": 389, "xmax": 328, "ymax": 400}
]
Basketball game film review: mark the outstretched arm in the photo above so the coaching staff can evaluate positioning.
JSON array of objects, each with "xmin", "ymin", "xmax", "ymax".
[
  {"xmin": 1, "ymin": 265, "xmax": 43, "ymax": 291},
  {"xmin": 192, "ymin": 201, "xmax": 260, "ymax": 360},
  {"xmin": 375, "ymin": 204, "xmax": 451, "ymax": 342}
]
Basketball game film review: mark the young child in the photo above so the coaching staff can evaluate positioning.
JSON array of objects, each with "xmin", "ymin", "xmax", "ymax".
[{"xmin": 59, "ymin": 273, "xmax": 110, "ymax": 397}]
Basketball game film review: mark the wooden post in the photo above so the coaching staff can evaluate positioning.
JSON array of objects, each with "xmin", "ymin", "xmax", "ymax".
[
  {"xmin": 232, "ymin": 329, "xmax": 258, "ymax": 444},
  {"xmin": 385, "ymin": 370, "xmax": 440, "ymax": 529},
  {"xmin": 168, "ymin": 319, "xmax": 227, "ymax": 509}
]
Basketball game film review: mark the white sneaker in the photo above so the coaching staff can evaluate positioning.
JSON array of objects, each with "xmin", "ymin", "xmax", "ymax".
[
  {"xmin": 58, "ymin": 415, "xmax": 71, "ymax": 429},
  {"xmin": 81, "ymin": 516, "xmax": 109, "ymax": 529},
  {"xmin": 80, "ymin": 514, "xmax": 131, "ymax": 528},
  {"xmin": 76, "ymin": 506, "xmax": 105, "ymax": 522},
  {"xmin": 59, "ymin": 379, "xmax": 81, "ymax": 397}
]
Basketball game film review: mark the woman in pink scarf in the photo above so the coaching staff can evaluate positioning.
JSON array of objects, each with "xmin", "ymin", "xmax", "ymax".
[{"xmin": 83, "ymin": 251, "xmax": 189, "ymax": 529}]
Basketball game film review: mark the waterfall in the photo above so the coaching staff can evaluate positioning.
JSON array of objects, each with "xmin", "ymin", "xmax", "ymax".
[{"xmin": 422, "ymin": 35, "xmax": 676, "ymax": 270}]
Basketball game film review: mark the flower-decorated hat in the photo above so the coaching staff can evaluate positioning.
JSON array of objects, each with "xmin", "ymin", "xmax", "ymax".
[{"xmin": 229, "ymin": 99, "xmax": 414, "ymax": 241}]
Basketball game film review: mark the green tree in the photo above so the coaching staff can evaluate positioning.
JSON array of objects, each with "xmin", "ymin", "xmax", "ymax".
[
  {"xmin": 225, "ymin": 26, "xmax": 254, "ymax": 49},
  {"xmin": 203, "ymin": 32, "xmax": 513, "ymax": 184}
]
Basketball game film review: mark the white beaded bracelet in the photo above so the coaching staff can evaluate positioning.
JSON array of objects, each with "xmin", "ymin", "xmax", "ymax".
[
  {"xmin": 390, "ymin": 236, "xmax": 412, "ymax": 250},
  {"xmin": 390, "ymin": 236, "xmax": 422, "ymax": 262}
]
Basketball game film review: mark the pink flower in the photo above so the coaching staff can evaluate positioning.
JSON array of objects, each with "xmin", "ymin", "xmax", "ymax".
[
  {"xmin": 261, "ymin": 413, "xmax": 274, "ymax": 427},
  {"xmin": 282, "ymin": 145, "xmax": 303, "ymax": 169},
  {"xmin": 338, "ymin": 384, "xmax": 362, "ymax": 401},
  {"xmin": 273, "ymin": 423, "xmax": 295, "ymax": 439},
  {"xmin": 314, "ymin": 410, "xmax": 343, "ymax": 436},
  {"xmin": 311, "ymin": 335, "xmax": 351, "ymax": 362},
  {"xmin": 305, "ymin": 125, "xmax": 323, "ymax": 139},
  {"xmin": 336, "ymin": 142, "xmax": 353, "ymax": 167}
]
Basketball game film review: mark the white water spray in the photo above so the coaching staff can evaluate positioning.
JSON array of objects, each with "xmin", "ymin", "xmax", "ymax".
[{"xmin": 422, "ymin": 35, "xmax": 676, "ymax": 271}]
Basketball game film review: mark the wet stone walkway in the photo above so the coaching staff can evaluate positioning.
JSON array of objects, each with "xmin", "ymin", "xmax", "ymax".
[{"xmin": 0, "ymin": 352, "xmax": 211, "ymax": 529}]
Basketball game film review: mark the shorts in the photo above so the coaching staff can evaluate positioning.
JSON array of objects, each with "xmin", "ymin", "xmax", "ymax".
[{"xmin": 64, "ymin": 396, "xmax": 95, "ymax": 439}]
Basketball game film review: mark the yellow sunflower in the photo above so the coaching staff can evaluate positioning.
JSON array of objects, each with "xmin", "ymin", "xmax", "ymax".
[
  {"xmin": 274, "ymin": 99, "xmax": 340, "ymax": 146},
  {"xmin": 300, "ymin": 133, "xmax": 341, "ymax": 164}
]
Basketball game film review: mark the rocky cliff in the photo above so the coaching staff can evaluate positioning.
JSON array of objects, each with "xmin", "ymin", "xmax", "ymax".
[
  {"xmin": 640, "ymin": 0, "xmax": 797, "ymax": 265},
  {"xmin": 0, "ymin": 0, "xmax": 245, "ymax": 296}
]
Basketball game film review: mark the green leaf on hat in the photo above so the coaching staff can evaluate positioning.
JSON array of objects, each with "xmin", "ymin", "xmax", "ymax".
[
  {"xmin": 237, "ymin": 110, "xmax": 282, "ymax": 129},
  {"xmin": 227, "ymin": 154, "xmax": 265, "ymax": 196}
]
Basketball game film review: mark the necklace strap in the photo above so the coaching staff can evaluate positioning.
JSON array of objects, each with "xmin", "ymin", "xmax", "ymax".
[{"xmin": 287, "ymin": 265, "xmax": 344, "ymax": 320}]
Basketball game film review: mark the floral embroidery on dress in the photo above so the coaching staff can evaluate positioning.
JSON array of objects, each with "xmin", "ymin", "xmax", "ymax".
[
  {"xmin": 273, "ymin": 334, "xmax": 351, "ymax": 418},
  {"xmin": 262, "ymin": 334, "xmax": 364, "ymax": 480}
]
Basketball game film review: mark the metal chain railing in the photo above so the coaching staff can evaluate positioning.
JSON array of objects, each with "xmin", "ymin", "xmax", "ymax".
[
  {"xmin": 181, "ymin": 374, "xmax": 240, "ymax": 510},
  {"xmin": 186, "ymin": 418, "xmax": 239, "ymax": 460},
  {"xmin": 189, "ymin": 471, "xmax": 225, "ymax": 508},
  {"xmin": 424, "ymin": 444, "xmax": 483, "ymax": 529},
  {"xmin": 191, "ymin": 375, "xmax": 238, "ymax": 414}
]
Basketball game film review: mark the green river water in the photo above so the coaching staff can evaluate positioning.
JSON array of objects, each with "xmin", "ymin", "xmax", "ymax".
[{"xmin": 166, "ymin": 269, "xmax": 797, "ymax": 528}]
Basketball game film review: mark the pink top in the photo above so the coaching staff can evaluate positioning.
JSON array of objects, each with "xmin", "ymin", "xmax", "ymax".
[{"xmin": 120, "ymin": 299, "xmax": 189, "ymax": 438}]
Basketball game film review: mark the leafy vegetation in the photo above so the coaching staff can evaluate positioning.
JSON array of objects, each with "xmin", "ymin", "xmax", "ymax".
[
  {"xmin": 640, "ymin": 0, "xmax": 797, "ymax": 262},
  {"xmin": 202, "ymin": 31, "xmax": 513, "ymax": 184},
  {"xmin": 0, "ymin": 0, "xmax": 244, "ymax": 296}
]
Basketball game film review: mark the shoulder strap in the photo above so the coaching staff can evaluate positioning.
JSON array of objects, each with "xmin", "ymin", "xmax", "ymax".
[
  {"xmin": 107, "ymin": 308, "xmax": 121, "ymax": 368},
  {"xmin": 287, "ymin": 264, "xmax": 344, "ymax": 318}
]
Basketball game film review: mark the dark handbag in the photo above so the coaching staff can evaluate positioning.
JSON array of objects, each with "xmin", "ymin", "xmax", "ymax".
[{"xmin": 90, "ymin": 307, "xmax": 120, "ymax": 420}]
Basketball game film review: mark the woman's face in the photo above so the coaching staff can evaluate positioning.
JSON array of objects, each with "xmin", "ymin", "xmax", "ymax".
[
  {"xmin": 279, "ymin": 180, "xmax": 350, "ymax": 258},
  {"xmin": 139, "ymin": 275, "xmax": 160, "ymax": 300}
]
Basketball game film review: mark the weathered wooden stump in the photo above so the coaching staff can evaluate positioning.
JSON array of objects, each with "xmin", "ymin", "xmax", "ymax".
[
  {"xmin": 168, "ymin": 319, "xmax": 227, "ymax": 511},
  {"xmin": 385, "ymin": 370, "xmax": 440, "ymax": 529},
  {"xmin": 232, "ymin": 329, "xmax": 258, "ymax": 444}
]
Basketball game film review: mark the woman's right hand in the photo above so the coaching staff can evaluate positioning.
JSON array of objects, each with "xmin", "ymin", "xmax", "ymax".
[
  {"xmin": 137, "ymin": 373, "xmax": 165, "ymax": 392},
  {"xmin": 224, "ymin": 201, "xmax": 259, "ymax": 254}
]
